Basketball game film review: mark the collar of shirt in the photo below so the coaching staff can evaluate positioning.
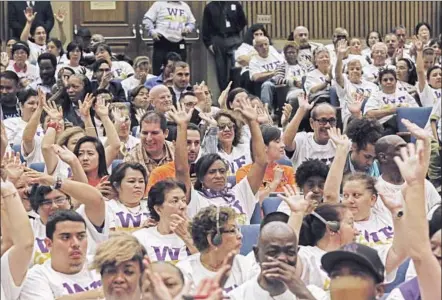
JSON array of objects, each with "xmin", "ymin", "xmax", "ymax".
[
  {"xmin": 13, "ymin": 62, "xmax": 27, "ymax": 73},
  {"xmin": 144, "ymin": 141, "xmax": 174, "ymax": 168}
]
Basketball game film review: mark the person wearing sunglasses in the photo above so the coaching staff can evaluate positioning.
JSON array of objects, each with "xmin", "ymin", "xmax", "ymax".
[{"xmin": 364, "ymin": 68, "xmax": 418, "ymax": 135}]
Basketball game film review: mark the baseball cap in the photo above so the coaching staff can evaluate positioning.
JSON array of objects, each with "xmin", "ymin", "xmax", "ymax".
[
  {"xmin": 133, "ymin": 56, "xmax": 150, "ymax": 67},
  {"xmin": 321, "ymin": 243, "xmax": 385, "ymax": 284}
]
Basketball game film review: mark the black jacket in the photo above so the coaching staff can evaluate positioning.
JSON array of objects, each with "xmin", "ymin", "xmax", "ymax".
[
  {"xmin": 8, "ymin": 1, "xmax": 54, "ymax": 38},
  {"xmin": 91, "ymin": 80, "xmax": 127, "ymax": 103},
  {"xmin": 202, "ymin": 1, "xmax": 247, "ymax": 48}
]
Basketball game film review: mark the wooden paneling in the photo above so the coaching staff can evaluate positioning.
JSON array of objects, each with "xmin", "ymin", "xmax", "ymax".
[
  {"xmin": 81, "ymin": 1, "xmax": 127, "ymax": 24},
  {"xmin": 241, "ymin": 1, "xmax": 441, "ymax": 42}
]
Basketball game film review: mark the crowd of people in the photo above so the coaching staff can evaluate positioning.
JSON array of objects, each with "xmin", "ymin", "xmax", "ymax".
[{"xmin": 0, "ymin": 1, "xmax": 441, "ymax": 300}]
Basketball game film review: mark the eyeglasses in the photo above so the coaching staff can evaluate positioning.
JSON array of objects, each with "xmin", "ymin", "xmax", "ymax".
[
  {"xmin": 217, "ymin": 123, "xmax": 235, "ymax": 130},
  {"xmin": 40, "ymin": 197, "xmax": 68, "ymax": 207},
  {"xmin": 313, "ymin": 118, "xmax": 337, "ymax": 126},
  {"xmin": 382, "ymin": 77, "xmax": 395, "ymax": 82}
]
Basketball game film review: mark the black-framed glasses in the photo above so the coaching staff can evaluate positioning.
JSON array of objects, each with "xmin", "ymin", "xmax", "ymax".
[
  {"xmin": 313, "ymin": 118, "xmax": 337, "ymax": 126},
  {"xmin": 40, "ymin": 197, "xmax": 68, "ymax": 207}
]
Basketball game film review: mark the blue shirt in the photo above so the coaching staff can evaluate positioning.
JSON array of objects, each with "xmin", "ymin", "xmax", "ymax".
[{"xmin": 145, "ymin": 73, "xmax": 164, "ymax": 89}]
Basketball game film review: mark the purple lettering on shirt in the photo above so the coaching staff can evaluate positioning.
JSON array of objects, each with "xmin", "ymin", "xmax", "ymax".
[
  {"xmin": 35, "ymin": 237, "xmax": 49, "ymax": 253},
  {"xmin": 369, "ymin": 231, "xmax": 380, "ymax": 243},
  {"xmin": 231, "ymin": 200, "xmax": 245, "ymax": 214},
  {"xmin": 166, "ymin": 8, "xmax": 181, "ymax": 16},
  {"xmin": 63, "ymin": 281, "xmax": 102, "ymax": 294},
  {"xmin": 224, "ymin": 284, "xmax": 238, "ymax": 293},
  {"xmin": 152, "ymin": 246, "xmax": 182, "ymax": 261},
  {"xmin": 378, "ymin": 226, "xmax": 394, "ymax": 240},
  {"xmin": 233, "ymin": 155, "xmax": 246, "ymax": 170},
  {"xmin": 116, "ymin": 212, "xmax": 149, "ymax": 228}
]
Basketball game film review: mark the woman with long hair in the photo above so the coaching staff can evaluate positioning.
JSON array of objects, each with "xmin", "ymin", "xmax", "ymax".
[
  {"xmin": 362, "ymin": 30, "xmax": 382, "ymax": 59},
  {"xmin": 396, "ymin": 58, "xmax": 418, "ymax": 96}
]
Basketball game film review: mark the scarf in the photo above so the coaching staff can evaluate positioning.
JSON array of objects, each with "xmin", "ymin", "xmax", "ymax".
[{"xmin": 199, "ymin": 186, "xmax": 237, "ymax": 204}]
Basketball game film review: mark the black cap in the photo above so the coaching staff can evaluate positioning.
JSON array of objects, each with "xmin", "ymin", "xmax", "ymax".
[
  {"xmin": 321, "ymin": 243, "xmax": 385, "ymax": 284},
  {"xmin": 76, "ymin": 27, "xmax": 92, "ymax": 37},
  {"xmin": 12, "ymin": 41, "xmax": 30, "ymax": 56}
]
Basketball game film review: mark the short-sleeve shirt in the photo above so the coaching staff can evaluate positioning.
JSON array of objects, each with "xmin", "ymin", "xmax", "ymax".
[
  {"xmin": 235, "ymin": 162, "xmax": 295, "ymax": 192},
  {"xmin": 290, "ymin": 132, "xmax": 336, "ymax": 169}
]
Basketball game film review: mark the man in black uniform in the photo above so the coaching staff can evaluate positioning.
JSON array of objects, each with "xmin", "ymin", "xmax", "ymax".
[{"xmin": 202, "ymin": 1, "xmax": 247, "ymax": 91}]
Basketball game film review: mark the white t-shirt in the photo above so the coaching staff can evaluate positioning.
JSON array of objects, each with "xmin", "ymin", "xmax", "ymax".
[
  {"xmin": 6, "ymin": 62, "xmax": 39, "ymax": 83},
  {"xmin": 234, "ymin": 43, "xmax": 256, "ymax": 74},
  {"xmin": 101, "ymin": 135, "xmax": 140, "ymax": 155},
  {"xmin": 27, "ymin": 41, "xmax": 46, "ymax": 65},
  {"xmin": 334, "ymin": 76, "xmax": 379, "ymax": 127},
  {"xmin": 107, "ymin": 199, "xmax": 150, "ymax": 232},
  {"xmin": 21, "ymin": 134, "xmax": 44, "ymax": 165},
  {"xmin": 177, "ymin": 253, "xmax": 256, "ymax": 294},
  {"xmin": 354, "ymin": 211, "xmax": 394, "ymax": 246},
  {"xmin": 424, "ymin": 97, "xmax": 441, "ymax": 136},
  {"xmin": 290, "ymin": 132, "xmax": 336, "ymax": 169},
  {"xmin": 133, "ymin": 226, "xmax": 189, "ymax": 263},
  {"xmin": 304, "ymin": 68, "xmax": 329, "ymax": 95},
  {"xmin": 217, "ymin": 143, "xmax": 252, "ymax": 175},
  {"xmin": 228, "ymin": 275, "xmax": 324, "ymax": 300},
  {"xmin": 364, "ymin": 88, "xmax": 418, "ymax": 124},
  {"xmin": 111, "ymin": 61, "xmax": 135, "ymax": 80},
  {"xmin": 1, "ymin": 249, "xmax": 23, "ymax": 300},
  {"xmin": 3, "ymin": 117, "xmax": 44, "ymax": 146},
  {"xmin": 342, "ymin": 54, "xmax": 369, "ymax": 68},
  {"xmin": 19, "ymin": 258, "xmax": 101, "ymax": 300},
  {"xmin": 121, "ymin": 75, "xmax": 155, "ymax": 98},
  {"xmin": 29, "ymin": 205, "xmax": 110, "ymax": 267},
  {"xmin": 362, "ymin": 64, "xmax": 396, "ymax": 83},
  {"xmin": 375, "ymin": 176, "xmax": 441, "ymax": 219},
  {"xmin": 143, "ymin": 1, "xmax": 196, "ymax": 43},
  {"xmin": 249, "ymin": 48, "xmax": 285, "ymax": 79},
  {"xmin": 297, "ymin": 43, "xmax": 323, "ymax": 72},
  {"xmin": 419, "ymin": 82, "xmax": 441, "ymax": 108},
  {"xmin": 188, "ymin": 178, "xmax": 257, "ymax": 225}
]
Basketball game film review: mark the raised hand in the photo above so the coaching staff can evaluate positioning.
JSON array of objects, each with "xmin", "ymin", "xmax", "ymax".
[
  {"xmin": 2, "ymin": 152, "xmax": 25, "ymax": 182},
  {"xmin": 166, "ymin": 102, "xmax": 192, "ymax": 126},
  {"xmin": 233, "ymin": 97, "xmax": 258, "ymax": 123},
  {"xmin": 218, "ymin": 81, "xmax": 232, "ymax": 108},
  {"xmin": 347, "ymin": 92, "xmax": 365, "ymax": 115},
  {"xmin": 337, "ymin": 39, "xmax": 349, "ymax": 57},
  {"xmin": 95, "ymin": 175, "xmax": 115, "ymax": 199},
  {"xmin": 298, "ymin": 92, "xmax": 313, "ymax": 110},
  {"xmin": 52, "ymin": 145, "xmax": 77, "ymax": 165},
  {"xmin": 54, "ymin": 7, "xmax": 67, "ymax": 23},
  {"xmin": 43, "ymin": 100, "xmax": 63, "ymax": 121},
  {"xmin": 278, "ymin": 184, "xmax": 310, "ymax": 214},
  {"xmin": 412, "ymin": 36, "xmax": 424, "ymax": 52},
  {"xmin": 256, "ymin": 104, "xmax": 271, "ymax": 124},
  {"xmin": 94, "ymin": 96, "xmax": 110, "ymax": 118},
  {"xmin": 281, "ymin": 103, "xmax": 293, "ymax": 127},
  {"xmin": 199, "ymin": 112, "xmax": 218, "ymax": 127},
  {"xmin": 273, "ymin": 165, "xmax": 284, "ymax": 183},
  {"xmin": 135, "ymin": 108, "xmax": 147, "ymax": 123},
  {"xmin": 111, "ymin": 107, "xmax": 126, "ymax": 125},
  {"xmin": 78, "ymin": 93, "xmax": 94, "ymax": 119},
  {"xmin": 24, "ymin": 7, "xmax": 36, "ymax": 23},
  {"xmin": 1, "ymin": 52, "xmax": 9, "ymax": 66},
  {"xmin": 99, "ymin": 72, "xmax": 113, "ymax": 89},
  {"xmin": 394, "ymin": 142, "xmax": 426, "ymax": 185},
  {"xmin": 327, "ymin": 127, "xmax": 351, "ymax": 150},
  {"xmin": 37, "ymin": 88, "xmax": 48, "ymax": 110}
]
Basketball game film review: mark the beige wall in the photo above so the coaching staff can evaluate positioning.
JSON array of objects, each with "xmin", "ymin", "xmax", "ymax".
[{"xmin": 50, "ymin": 1, "xmax": 73, "ymax": 47}]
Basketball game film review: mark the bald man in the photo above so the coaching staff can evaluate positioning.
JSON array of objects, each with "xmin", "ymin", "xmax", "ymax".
[
  {"xmin": 283, "ymin": 102, "xmax": 337, "ymax": 169},
  {"xmin": 249, "ymin": 36, "xmax": 285, "ymax": 112},
  {"xmin": 150, "ymin": 84, "xmax": 173, "ymax": 114},
  {"xmin": 229, "ymin": 222, "xmax": 319, "ymax": 299},
  {"xmin": 290, "ymin": 26, "xmax": 323, "ymax": 72},
  {"xmin": 375, "ymin": 135, "xmax": 440, "ymax": 216}
]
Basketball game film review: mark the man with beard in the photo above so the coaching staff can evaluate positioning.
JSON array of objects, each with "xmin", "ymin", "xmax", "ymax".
[
  {"xmin": 19, "ymin": 210, "xmax": 103, "ymax": 299},
  {"xmin": 228, "ymin": 222, "xmax": 319, "ymax": 299},
  {"xmin": 169, "ymin": 61, "xmax": 192, "ymax": 106},
  {"xmin": 0, "ymin": 71, "xmax": 20, "ymax": 119},
  {"xmin": 29, "ymin": 52, "xmax": 57, "ymax": 94}
]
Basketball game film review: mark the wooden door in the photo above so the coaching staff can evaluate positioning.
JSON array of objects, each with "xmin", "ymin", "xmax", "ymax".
[{"xmin": 72, "ymin": 1, "xmax": 140, "ymax": 59}]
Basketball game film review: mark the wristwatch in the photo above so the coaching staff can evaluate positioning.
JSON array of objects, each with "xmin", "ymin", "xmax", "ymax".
[{"xmin": 51, "ymin": 176, "xmax": 63, "ymax": 190}]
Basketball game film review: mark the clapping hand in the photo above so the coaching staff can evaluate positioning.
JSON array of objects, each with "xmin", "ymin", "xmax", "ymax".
[{"xmin": 218, "ymin": 81, "xmax": 232, "ymax": 109}]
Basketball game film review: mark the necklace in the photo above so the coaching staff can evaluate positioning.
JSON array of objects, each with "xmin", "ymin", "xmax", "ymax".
[
  {"xmin": 119, "ymin": 200, "xmax": 143, "ymax": 214},
  {"xmin": 200, "ymin": 257, "xmax": 221, "ymax": 272}
]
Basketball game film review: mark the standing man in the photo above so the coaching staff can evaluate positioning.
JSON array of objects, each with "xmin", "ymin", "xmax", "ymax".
[
  {"xmin": 289, "ymin": 26, "xmax": 323, "ymax": 72},
  {"xmin": 143, "ymin": 1, "xmax": 196, "ymax": 75},
  {"xmin": 8, "ymin": 1, "xmax": 54, "ymax": 39},
  {"xmin": 202, "ymin": 1, "xmax": 247, "ymax": 91}
]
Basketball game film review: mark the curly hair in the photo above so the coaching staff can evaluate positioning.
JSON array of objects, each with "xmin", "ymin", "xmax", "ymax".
[
  {"xmin": 190, "ymin": 206, "xmax": 237, "ymax": 252},
  {"xmin": 295, "ymin": 159, "xmax": 329, "ymax": 187},
  {"xmin": 346, "ymin": 118, "xmax": 384, "ymax": 151},
  {"xmin": 214, "ymin": 110, "xmax": 242, "ymax": 147}
]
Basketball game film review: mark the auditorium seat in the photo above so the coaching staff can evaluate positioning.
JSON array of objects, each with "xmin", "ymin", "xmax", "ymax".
[
  {"xmin": 396, "ymin": 107, "xmax": 432, "ymax": 143},
  {"xmin": 262, "ymin": 197, "xmax": 282, "ymax": 216},
  {"xmin": 29, "ymin": 162, "xmax": 45, "ymax": 173},
  {"xmin": 239, "ymin": 224, "xmax": 260, "ymax": 255}
]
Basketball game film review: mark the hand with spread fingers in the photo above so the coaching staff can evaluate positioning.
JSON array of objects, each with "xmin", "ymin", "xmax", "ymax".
[
  {"xmin": 167, "ymin": 103, "xmax": 193, "ymax": 127},
  {"xmin": 199, "ymin": 112, "xmax": 217, "ymax": 127},
  {"xmin": 2, "ymin": 152, "xmax": 25, "ymax": 183},
  {"xmin": 52, "ymin": 145, "xmax": 77, "ymax": 165},
  {"xmin": 394, "ymin": 142, "xmax": 427, "ymax": 186},
  {"xmin": 281, "ymin": 103, "xmax": 293, "ymax": 127},
  {"xmin": 278, "ymin": 184, "xmax": 311, "ymax": 214},
  {"xmin": 24, "ymin": 7, "xmax": 37, "ymax": 23},
  {"xmin": 78, "ymin": 93, "xmax": 94, "ymax": 119},
  {"xmin": 233, "ymin": 97, "xmax": 258, "ymax": 123},
  {"xmin": 54, "ymin": 7, "xmax": 67, "ymax": 23},
  {"xmin": 94, "ymin": 96, "xmax": 110, "ymax": 118},
  {"xmin": 328, "ymin": 127, "xmax": 351, "ymax": 151},
  {"xmin": 136, "ymin": 108, "xmax": 148, "ymax": 123},
  {"xmin": 347, "ymin": 92, "xmax": 365, "ymax": 115}
]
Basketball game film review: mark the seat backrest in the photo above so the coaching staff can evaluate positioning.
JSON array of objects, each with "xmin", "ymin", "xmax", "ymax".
[
  {"xmin": 250, "ymin": 203, "xmax": 262, "ymax": 225},
  {"xmin": 262, "ymin": 197, "xmax": 282, "ymax": 216},
  {"xmin": 276, "ymin": 158, "xmax": 293, "ymax": 167},
  {"xmin": 11, "ymin": 144, "xmax": 25, "ymax": 162},
  {"xmin": 239, "ymin": 224, "xmax": 260, "ymax": 255},
  {"xmin": 29, "ymin": 162, "xmax": 45, "ymax": 173},
  {"xmin": 396, "ymin": 107, "xmax": 432, "ymax": 142},
  {"xmin": 227, "ymin": 176, "xmax": 237, "ymax": 189}
]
